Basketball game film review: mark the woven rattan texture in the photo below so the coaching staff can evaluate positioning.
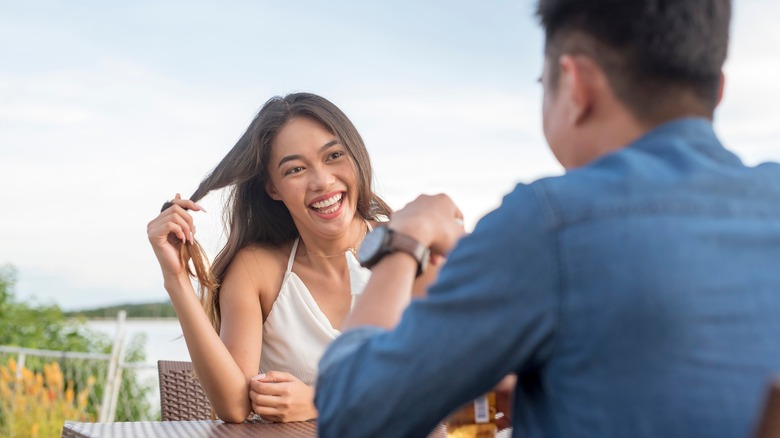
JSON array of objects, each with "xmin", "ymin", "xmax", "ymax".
[{"xmin": 158, "ymin": 360, "xmax": 213, "ymax": 421}]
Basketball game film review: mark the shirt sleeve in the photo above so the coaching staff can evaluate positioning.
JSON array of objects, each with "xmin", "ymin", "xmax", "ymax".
[{"xmin": 315, "ymin": 183, "xmax": 560, "ymax": 438}]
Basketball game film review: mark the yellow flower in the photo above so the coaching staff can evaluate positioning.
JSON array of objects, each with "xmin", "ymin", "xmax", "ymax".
[
  {"xmin": 29, "ymin": 373, "xmax": 44, "ymax": 397},
  {"xmin": 77, "ymin": 390, "xmax": 89, "ymax": 410},
  {"xmin": 65, "ymin": 386, "xmax": 74, "ymax": 404},
  {"xmin": 43, "ymin": 362, "xmax": 64, "ymax": 391},
  {"xmin": 0, "ymin": 366, "xmax": 10, "ymax": 382},
  {"xmin": 0, "ymin": 359, "xmax": 98, "ymax": 436},
  {"xmin": 22, "ymin": 367, "xmax": 33, "ymax": 385}
]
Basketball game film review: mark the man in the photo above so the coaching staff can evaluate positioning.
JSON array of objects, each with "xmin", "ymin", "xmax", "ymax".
[{"xmin": 315, "ymin": 0, "xmax": 780, "ymax": 436}]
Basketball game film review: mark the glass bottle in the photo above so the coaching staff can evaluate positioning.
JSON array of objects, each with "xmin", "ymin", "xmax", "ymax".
[{"xmin": 444, "ymin": 391, "xmax": 497, "ymax": 438}]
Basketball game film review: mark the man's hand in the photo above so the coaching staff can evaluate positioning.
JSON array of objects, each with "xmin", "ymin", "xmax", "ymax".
[{"xmin": 390, "ymin": 194, "xmax": 465, "ymax": 257}]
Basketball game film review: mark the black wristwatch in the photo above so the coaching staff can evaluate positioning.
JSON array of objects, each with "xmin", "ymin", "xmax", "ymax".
[{"xmin": 358, "ymin": 227, "xmax": 430, "ymax": 277}]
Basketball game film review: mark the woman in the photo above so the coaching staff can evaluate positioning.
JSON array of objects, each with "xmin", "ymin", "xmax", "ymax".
[{"xmin": 147, "ymin": 93, "xmax": 398, "ymax": 423}]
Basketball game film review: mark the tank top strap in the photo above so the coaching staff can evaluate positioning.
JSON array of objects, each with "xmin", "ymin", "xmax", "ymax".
[
  {"xmin": 286, "ymin": 238, "xmax": 300, "ymax": 274},
  {"xmin": 365, "ymin": 219, "xmax": 373, "ymax": 232}
]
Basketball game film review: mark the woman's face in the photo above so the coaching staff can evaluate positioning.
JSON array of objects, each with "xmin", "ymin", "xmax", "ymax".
[{"xmin": 266, "ymin": 116, "xmax": 360, "ymax": 237}]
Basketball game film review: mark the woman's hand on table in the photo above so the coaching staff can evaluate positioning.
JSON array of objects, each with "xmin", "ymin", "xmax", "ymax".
[{"xmin": 249, "ymin": 371, "xmax": 318, "ymax": 422}]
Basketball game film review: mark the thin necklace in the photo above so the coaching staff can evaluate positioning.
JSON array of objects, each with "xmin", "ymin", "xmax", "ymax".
[{"xmin": 305, "ymin": 222, "xmax": 367, "ymax": 259}]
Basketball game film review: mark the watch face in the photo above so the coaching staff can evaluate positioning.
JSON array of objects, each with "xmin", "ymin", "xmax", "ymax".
[{"xmin": 358, "ymin": 227, "xmax": 388, "ymax": 266}]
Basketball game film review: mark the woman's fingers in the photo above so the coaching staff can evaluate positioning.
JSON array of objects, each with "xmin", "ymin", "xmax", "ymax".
[
  {"xmin": 152, "ymin": 193, "xmax": 207, "ymax": 246},
  {"xmin": 162, "ymin": 193, "xmax": 207, "ymax": 213},
  {"xmin": 149, "ymin": 214, "xmax": 186, "ymax": 245},
  {"xmin": 166, "ymin": 209, "xmax": 195, "ymax": 244},
  {"xmin": 250, "ymin": 380, "xmax": 290, "ymax": 397},
  {"xmin": 147, "ymin": 215, "xmax": 185, "ymax": 243},
  {"xmin": 149, "ymin": 204, "xmax": 197, "ymax": 245},
  {"xmin": 258, "ymin": 370, "xmax": 294, "ymax": 382},
  {"xmin": 165, "ymin": 204, "xmax": 196, "ymax": 233},
  {"xmin": 250, "ymin": 391, "xmax": 284, "ymax": 408},
  {"xmin": 249, "ymin": 372, "xmax": 315, "ymax": 423},
  {"xmin": 162, "ymin": 221, "xmax": 187, "ymax": 244},
  {"xmin": 250, "ymin": 388, "xmax": 285, "ymax": 421}
]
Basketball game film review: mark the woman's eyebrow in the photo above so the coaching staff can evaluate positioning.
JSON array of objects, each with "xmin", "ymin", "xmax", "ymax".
[
  {"xmin": 319, "ymin": 139, "xmax": 340, "ymax": 151},
  {"xmin": 277, "ymin": 140, "xmax": 340, "ymax": 168}
]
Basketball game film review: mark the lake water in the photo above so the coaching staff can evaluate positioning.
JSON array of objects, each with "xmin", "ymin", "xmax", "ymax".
[
  {"xmin": 86, "ymin": 318, "xmax": 191, "ymax": 365},
  {"xmin": 87, "ymin": 318, "xmax": 190, "ymax": 417}
]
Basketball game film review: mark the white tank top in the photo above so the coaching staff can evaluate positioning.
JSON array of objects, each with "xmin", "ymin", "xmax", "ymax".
[{"xmin": 259, "ymin": 236, "xmax": 372, "ymax": 385}]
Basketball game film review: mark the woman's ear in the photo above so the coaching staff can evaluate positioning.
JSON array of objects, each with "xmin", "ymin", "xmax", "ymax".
[{"xmin": 265, "ymin": 182, "xmax": 282, "ymax": 201}]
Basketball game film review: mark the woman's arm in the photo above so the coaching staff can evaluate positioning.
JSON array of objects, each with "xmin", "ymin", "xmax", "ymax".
[
  {"xmin": 148, "ymin": 196, "xmax": 265, "ymax": 423},
  {"xmin": 165, "ymin": 271, "xmax": 260, "ymax": 422}
]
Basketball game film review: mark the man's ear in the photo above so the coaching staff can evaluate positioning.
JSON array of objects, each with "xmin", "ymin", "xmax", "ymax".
[
  {"xmin": 266, "ymin": 181, "xmax": 282, "ymax": 201},
  {"xmin": 716, "ymin": 70, "xmax": 726, "ymax": 107},
  {"xmin": 559, "ymin": 54, "xmax": 595, "ymax": 126}
]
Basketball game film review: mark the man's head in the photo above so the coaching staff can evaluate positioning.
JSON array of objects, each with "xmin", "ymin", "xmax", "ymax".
[{"xmin": 536, "ymin": 0, "xmax": 731, "ymax": 168}]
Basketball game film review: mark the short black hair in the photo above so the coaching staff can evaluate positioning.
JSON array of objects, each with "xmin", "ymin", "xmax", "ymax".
[{"xmin": 537, "ymin": 0, "xmax": 731, "ymax": 122}]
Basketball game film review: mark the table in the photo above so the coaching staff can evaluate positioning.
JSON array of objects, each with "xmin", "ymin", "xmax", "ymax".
[
  {"xmin": 61, "ymin": 419, "xmax": 449, "ymax": 437},
  {"xmin": 61, "ymin": 419, "xmax": 319, "ymax": 438}
]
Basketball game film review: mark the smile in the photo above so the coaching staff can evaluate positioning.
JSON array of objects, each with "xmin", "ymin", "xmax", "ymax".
[{"xmin": 309, "ymin": 192, "xmax": 344, "ymax": 215}]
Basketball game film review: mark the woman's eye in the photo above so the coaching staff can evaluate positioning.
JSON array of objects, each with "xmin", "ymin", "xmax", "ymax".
[
  {"xmin": 328, "ymin": 151, "xmax": 344, "ymax": 161},
  {"xmin": 284, "ymin": 166, "xmax": 304, "ymax": 176}
]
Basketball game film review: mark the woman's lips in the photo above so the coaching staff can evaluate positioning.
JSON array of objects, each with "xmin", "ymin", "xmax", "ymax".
[{"xmin": 309, "ymin": 192, "xmax": 345, "ymax": 218}]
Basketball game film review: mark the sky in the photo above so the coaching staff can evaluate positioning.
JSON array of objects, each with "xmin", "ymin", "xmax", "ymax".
[{"xmin": 1, "ymin": 1, "xmax": 779, "ymax": 311}]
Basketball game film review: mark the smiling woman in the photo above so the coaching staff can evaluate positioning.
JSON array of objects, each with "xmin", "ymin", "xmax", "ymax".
[{"xmin": 145, "ymin": 93, "xmax": 395, "ymax": 423}]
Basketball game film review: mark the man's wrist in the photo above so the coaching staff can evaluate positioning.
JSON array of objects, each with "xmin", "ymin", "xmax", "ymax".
[
  {"xmin": 358, "ymin": 226, "xmax": 430, "ymax": 277},
  {"xmin": 388, "ymin": 221, "xmax": 431, "ymax": 249}
]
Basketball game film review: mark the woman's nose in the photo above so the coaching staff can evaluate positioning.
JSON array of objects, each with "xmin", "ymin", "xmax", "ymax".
[{"xmin": 309, "ymin": 165, "xmax": 336, "ymax": 190}]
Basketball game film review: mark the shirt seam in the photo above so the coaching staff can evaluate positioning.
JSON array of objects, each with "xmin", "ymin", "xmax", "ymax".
[{"xmin": 531, "ymin": 182, "xmax": 564, "ymax": 367}]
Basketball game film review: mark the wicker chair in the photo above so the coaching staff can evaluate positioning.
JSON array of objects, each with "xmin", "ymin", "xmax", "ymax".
[
  {"xmin": 157, "ymin": 360, "xmax": 213, "ymax": 421},
  {"xmin": 756, "ymin": 378, "xmax": 780, "ymax": 438}
]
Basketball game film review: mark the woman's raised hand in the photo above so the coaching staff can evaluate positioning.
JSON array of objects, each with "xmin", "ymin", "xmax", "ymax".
[
  {"xmin": 146, "ymin": 193, "xmax": 205, "ymax": 280},
  {"xmin": 249, "ymin": 371, "xmax": 318, "ymax": 422}
]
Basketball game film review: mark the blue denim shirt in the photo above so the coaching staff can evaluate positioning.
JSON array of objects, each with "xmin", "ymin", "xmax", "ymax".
[{"xmin": 315, "ymin": 118, "xmax": 780, "ymax": 438}]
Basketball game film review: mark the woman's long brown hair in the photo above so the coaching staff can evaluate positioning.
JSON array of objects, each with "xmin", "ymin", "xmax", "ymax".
[{"xmin": 174, "ymin": 93, "xmax": 391, "ymax": 334}]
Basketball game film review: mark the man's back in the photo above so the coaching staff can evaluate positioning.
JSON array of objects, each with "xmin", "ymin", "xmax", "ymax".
[
  {"xmin": 313, "ymin": 3, "xmax": 771, "ymax": 437},
  {"xmin": 525, "ymin": 118, "xmax": 780, "ymax": 436}
]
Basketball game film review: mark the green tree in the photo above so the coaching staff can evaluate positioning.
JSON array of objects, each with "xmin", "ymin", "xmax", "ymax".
[{"xmin": 0, "ymin": 266, "xmax": 93, "ymax": 351}]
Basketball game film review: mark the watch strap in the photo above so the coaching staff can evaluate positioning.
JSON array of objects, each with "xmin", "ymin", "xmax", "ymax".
[{"xmin": 387, "ymin": 229, "xmax": 430, "ymax": 277}]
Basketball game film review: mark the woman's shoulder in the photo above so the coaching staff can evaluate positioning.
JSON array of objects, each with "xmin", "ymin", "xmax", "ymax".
[
  {"xmin": 231, "ymin": 241, "xmax": 292, "ymax": 272},
  {"xmin": 222, "ymin": 241, "xmax": 294, "ymax": 290}
]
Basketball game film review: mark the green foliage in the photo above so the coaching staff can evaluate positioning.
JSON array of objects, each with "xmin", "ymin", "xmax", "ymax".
[
  {"xmin": 113, "ymin": 334, "xmax": 154, "ymax": 421},
  {"xmin": 0, "ymin": 266, "xmax": 93, "ymax": 351},
  {"xmin": 0, "ymin": 264, "xmax": 155, "ymax": 423}
]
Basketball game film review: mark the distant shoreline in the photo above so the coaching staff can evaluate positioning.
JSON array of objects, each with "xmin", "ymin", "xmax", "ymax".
[
  {"xmin": 63, "ymin": 301, "xmax": 176, "ymax": 319},
  {"xmin": 69, "ymin": 316, "xmax": 179, "ymax": 322}
]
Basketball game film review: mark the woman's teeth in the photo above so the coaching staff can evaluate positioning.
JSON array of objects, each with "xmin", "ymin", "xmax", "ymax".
[{"xmin": 310, "ymin": 193, "xmax": 343, "ymax": 214}]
